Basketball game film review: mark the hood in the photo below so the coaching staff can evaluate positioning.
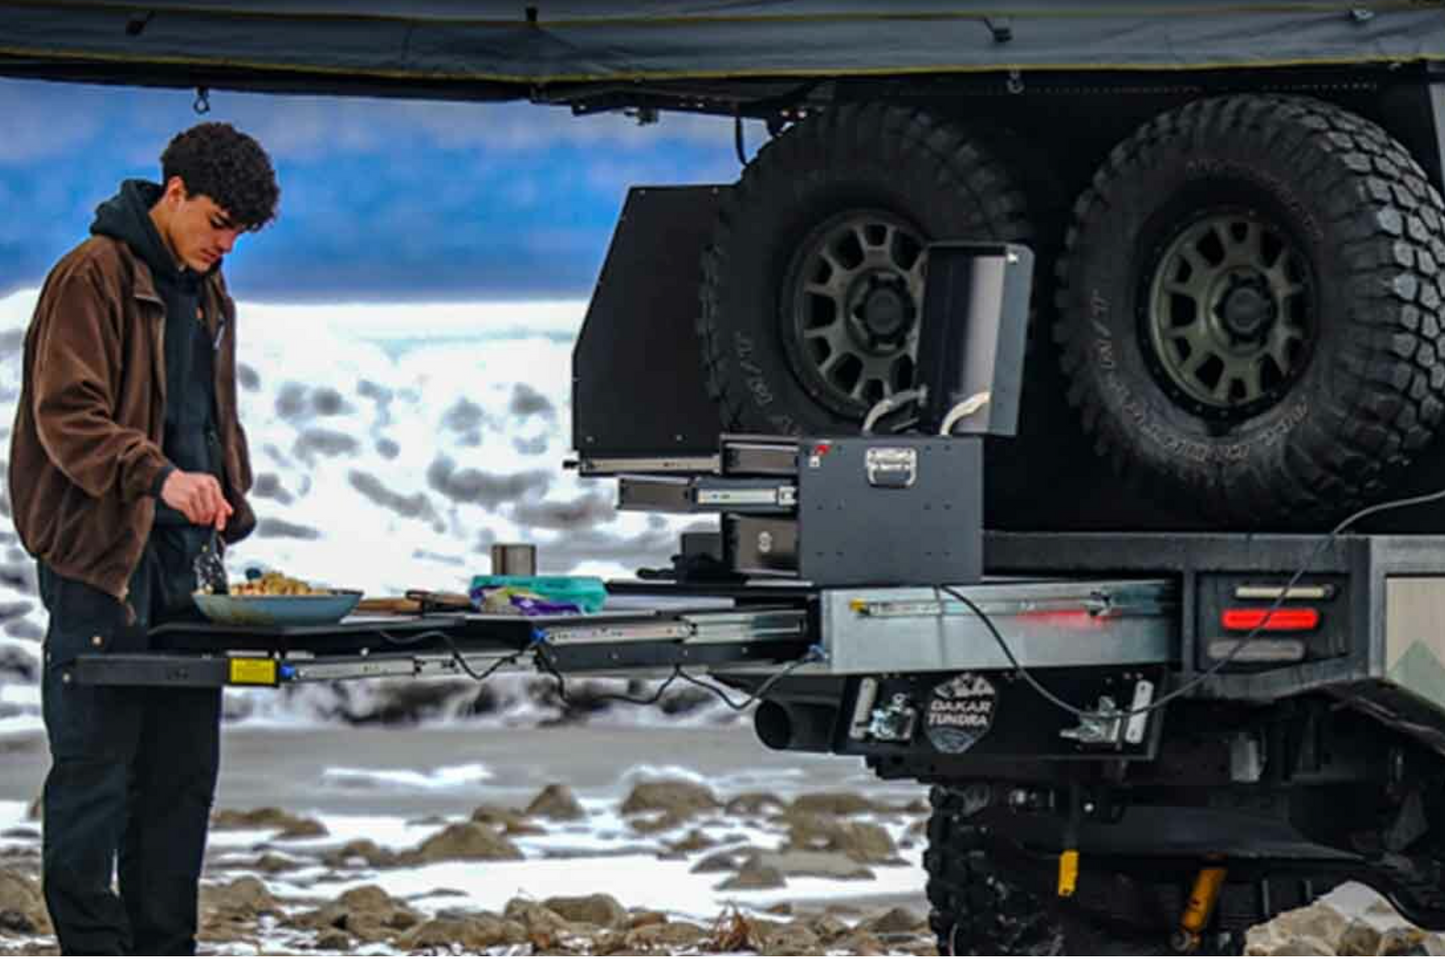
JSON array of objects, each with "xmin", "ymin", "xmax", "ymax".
[{"xmin": 89, "ymin": 179, "xmax": 184, "ymax": 284}]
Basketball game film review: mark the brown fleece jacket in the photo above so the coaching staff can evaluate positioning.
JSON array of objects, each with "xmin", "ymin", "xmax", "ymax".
[{"xmin": 8, "ymin": 235, "xmax": 256, "ymax": 602}]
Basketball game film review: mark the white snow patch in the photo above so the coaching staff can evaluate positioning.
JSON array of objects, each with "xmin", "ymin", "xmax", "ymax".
[{"xmin": 320, "ymin": 762, "xmax": 494, "ymax": 791}]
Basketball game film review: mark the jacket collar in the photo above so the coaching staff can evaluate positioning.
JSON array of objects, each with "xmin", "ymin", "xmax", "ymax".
[
  {"xmin": 121, "ymin": 240, "xmax": 228, "ymax": 311},
  {"xmin": 129, "ymin": 250, "xmax": 163, "ymax": 309}
]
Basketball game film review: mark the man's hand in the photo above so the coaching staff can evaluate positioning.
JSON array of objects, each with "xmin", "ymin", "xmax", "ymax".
[{"xmin": 160, "ymin": 470, "xmax": 233, "ymax": 529}]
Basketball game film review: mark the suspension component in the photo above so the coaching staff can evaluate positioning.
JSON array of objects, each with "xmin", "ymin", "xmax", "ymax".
[{"xmin": 1173, "ymin": 866, "xmax": 1228, "ymax": 952}]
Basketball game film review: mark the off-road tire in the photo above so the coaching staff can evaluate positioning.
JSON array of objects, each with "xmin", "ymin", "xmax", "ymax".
[
  {"xmin": 925, "ymin": 785, "xmax": 1069, "ymax": 955},
  {"xmin": 697, "ymin": 109, "xmax": 1056, "ymax": 505},
  {"xmin": 1056, "ymin": 94, "xmax": 1445, "ymax": 528}
]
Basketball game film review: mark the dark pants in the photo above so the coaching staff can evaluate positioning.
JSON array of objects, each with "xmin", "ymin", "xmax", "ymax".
[{"xmin": 39, "ymin": 530, "xmax": 220, "ymax": 956}]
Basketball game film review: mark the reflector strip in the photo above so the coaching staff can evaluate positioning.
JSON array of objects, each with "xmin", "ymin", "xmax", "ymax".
[
  {"xmin": 1234, "ymin": 584, "xmax": 1334, "ymax": 601},
  {"xmin": 1221, "ymin": 608, "xmax": 1319, "ymax": 632},
  {"xmin": 1205, "ymin": 639, "xmax": 1307, "ymax": 662}
]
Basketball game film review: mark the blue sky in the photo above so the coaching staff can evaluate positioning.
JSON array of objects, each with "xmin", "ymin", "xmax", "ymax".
[{"xmin": 0, "ymin": 77, "xmax": 746, "ymax": 301}]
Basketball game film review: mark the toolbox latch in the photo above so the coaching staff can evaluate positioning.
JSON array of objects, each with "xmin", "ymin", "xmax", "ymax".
[{"xmin": 865, "ymin": 447, "xmax": 918, "ymax": 489}]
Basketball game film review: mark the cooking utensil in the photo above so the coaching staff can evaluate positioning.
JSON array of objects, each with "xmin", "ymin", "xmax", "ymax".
[
  {"xmin": 194, "ymin": 527, "xmax": 228, "ymax": 595},
  {"xmin": 353, "ymin": 596, "xmax": 424, "ymax": 615},
  {"xmin": 404, "ymin": 589, "xmax": 474, "ymax": 613}
]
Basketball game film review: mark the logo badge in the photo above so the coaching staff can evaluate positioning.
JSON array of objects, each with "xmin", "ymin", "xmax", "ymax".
[{"xmin": 924, "ymin": 672, "xmax": 998, "ymax": 754}]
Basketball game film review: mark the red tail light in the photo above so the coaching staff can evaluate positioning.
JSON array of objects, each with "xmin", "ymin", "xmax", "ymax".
[{"xmin": 1221, "ymin": 608, "xmax": 1320, "ymax": 632}]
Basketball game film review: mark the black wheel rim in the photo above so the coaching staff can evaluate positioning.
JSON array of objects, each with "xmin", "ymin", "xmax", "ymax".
[
  {"xmin": 1145, "ymin": 209, "xmax": 1314, "ymax": 419},
  {"xmin": 784, "ymin": 209, "xmax": 927, "ymax": 418}
]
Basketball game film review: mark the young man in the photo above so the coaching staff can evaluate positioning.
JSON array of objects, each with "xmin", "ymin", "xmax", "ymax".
[{"xmin": 8, "ymin": 122, "xmax": 278, "ymax": 954}]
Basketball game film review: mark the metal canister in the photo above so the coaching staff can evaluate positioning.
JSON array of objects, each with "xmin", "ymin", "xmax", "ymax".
[{"xmin": 490, "ymin": 543, "xmax": 537, "ymax": 577}]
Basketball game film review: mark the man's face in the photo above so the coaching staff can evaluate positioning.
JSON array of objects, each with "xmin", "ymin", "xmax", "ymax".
[{"xmin": 160, "ymin": 177, "xmax": 243, "ymax": 273}]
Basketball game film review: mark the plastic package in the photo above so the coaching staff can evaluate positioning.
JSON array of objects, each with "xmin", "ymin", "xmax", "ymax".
[{"xmin": 468, "ymin": 575, "xmax": 608, "ymax": 615}]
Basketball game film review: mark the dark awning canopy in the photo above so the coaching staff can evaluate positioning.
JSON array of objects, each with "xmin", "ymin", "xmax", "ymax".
[{"xmin": 2, "ymin": 2, "xmax": 1443, "ymax": 101}]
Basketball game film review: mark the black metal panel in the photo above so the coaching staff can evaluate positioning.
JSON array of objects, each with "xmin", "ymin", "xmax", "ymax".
[
  {"xmin": 572, "ymin": 185, "xmax": 726, "ymax": 458},
  {"xmin": 915, "ymin": 242, "xmax": 1033, "ymax": 437},
  {"xmin": 73, "ymin": 653, "xmax": 236, "ymax": 688},
  {"xmin": 834, "ymin": 666, "xmax": 1166, "ymax": 763},
  {"xmin": 725, "ymin": 436, "xmax": 983, "ymax": 586}
]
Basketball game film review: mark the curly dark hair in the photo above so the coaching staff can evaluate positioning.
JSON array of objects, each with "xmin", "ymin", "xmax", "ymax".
[{"xmin": 161, "ymin": 122, "xmax": 279, "ymax": 230}]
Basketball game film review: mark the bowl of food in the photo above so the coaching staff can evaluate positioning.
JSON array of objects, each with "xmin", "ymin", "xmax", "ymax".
[{"xmin": 194, "ymin": 571, "xmax": 362, "ymax": 627}]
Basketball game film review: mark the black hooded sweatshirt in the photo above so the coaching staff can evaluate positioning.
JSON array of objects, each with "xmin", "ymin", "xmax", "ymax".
[{"xmin": 90, "ymin": 179, "xmax": 221, "ymax": 529}]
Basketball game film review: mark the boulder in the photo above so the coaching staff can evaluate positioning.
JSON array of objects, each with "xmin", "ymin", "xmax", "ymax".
[
  {"xmin": 716, "ymin": 863, "xmax": 786, "ymax": 891},
  {"xmin": 629, "ymin": 910, "xmax": 669, "ymax": 929},
  {"xmin": 809, "ymin": 912, "xmax": 853, "ymax": 943},
  {"xmin": 1267, "ymin": 902, "xmax": 1349, "ymax": 947},
  {"xmin": 1245, "ymin": 934, "xmax": 1338, "ymax": 956},
  {"xmin": 199, "ymin": 876, "xmax": 278, "ymax": 921},
  {"xmin": 211, "ymin": 807, "xmax": 327, "ymax": 839},
  {"xmin": 249, "ymin": 852, "xmax": 300, "ymax": 875},
  {"xmin": 469, "ymin": 804, "xmax": 545, "ymax": 836},
  {"xmin": 1334, "ymin": 919, "xmax": 1382, "ymax": 956},
  {"xmin": 835, "ymin": 929, "xmax": 887, "ymax": 954},
  {"xmin": 543, "ymin": 893, "xmax": 629, "ymax": 929},
  {"xmin": 276, "ymin": 817, "xmax": 327, "ymax": 839},
  {"xmin": 0, "ymin": 869, "xmax": 50, "ymax": 936},
  {"xmin": 504, "ymin": 897, "xmax": 571, "ymax": 942},
  {"xmin": 665, "ymin": 829, "xmax": 719, "ymax": 856},
  {"xmin": 322, "ymin": 838, "xmax": 399, "ymax": 868},
  {"xmin": 862, "ymin": 906, "xmax": 925, "ymax": 934},
  {"xmin": 401, "ymin": 915, "xmax": 514, "ymax": 951},
  {"xmin": 297, "ymin": 884, "xmax": 420, "ymax": 940},
  {"xmin": 197, "ymin": 917, "xmax": 254, "ymax": 945},
  {"xmin": 313, "ymin": 930, "xmax": 352, "ymax": 952},
  {"xmin": 337, "ymin": 884, "xmax": 403, "ymax": 917},
  {"xmin": 404, "ymin": 822, "xmax": 523, "ymax": 864},
  {"xmin": 1378, "ymin": 926, "xmax": 1430, "ymax": 956},
  {"xmin": 785, "ymin": 813, "xmax": 899, "ymax": 864},
  {"xmin": 525, "ymin": 784, "xmax": 586, "ymax": 821},
  {"xmin": 760, "ymin": 922, "xmax": 824, "ymax": 956},
  {"xmin": 619, "ymin": 779, "xmax": 720, "ymax": 819},
  {"xmin": 787, "ymin": 792, "xmax": 877, "ymax": 817},
  {"xmin": 628, "ymin": 811, "xmax": 688, "ymax": 835},
  {"xmin": 690, "ymin": 846, "xmax": 765, "ymax": 875},
  {"xmin": 627, "ymin": 921, "xmax": 708, "ymax": 950},
  {"xmin": 724, "ymin": 792, "xmax": 786, "ymax": 816}
]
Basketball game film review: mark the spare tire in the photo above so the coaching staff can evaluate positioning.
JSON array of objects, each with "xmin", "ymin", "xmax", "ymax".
[
  {"xmin": 1056, "ymin": 95, "xmax": 1445, "ymax": 527},
  {"xmin": 699, "ymin": 106, "xmax": 1074, "ymax": 491}
]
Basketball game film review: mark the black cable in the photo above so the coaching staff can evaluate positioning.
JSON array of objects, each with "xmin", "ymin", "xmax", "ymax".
[
  {"xmin": 676, "ymin": 646, "xmax": 825, "ymax": 711},
  {"xmin": 940, "ymin": 484, "xmax": 1445, "ymax": 721},
  {"xmin": 372, "ymin": 628, "xmax": 521, "ymax": 682},
  {"xmin": 733, "ymin": 112, "xmax": 747, "ymax": 166},
  {"xmin": 532, "ymin": 644, "xmax": 684, "ymax": 707}
]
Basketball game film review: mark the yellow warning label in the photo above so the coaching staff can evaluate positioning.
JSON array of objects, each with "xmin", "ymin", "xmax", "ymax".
[{"xmin": 229, "ymin": 658, "xmax": 278, "ymax": 686}]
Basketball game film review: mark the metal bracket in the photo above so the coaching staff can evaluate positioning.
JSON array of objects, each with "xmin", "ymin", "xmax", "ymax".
[
  {"xmin": 867, "ymin": 693, "xmax": 918, "ymax": 742},
  {"xmin": 1059, "ymin": 696, "xmax": 1125, "ymax": 746}
]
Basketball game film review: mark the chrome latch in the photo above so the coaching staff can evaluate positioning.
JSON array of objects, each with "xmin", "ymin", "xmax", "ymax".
[
  {"xmin": 865, "ymin": 447, "xmax": 917, "ymax": 489},
  {"xmin": 1059, "ymin": 695, "xmax": 1124, "ymax": 746},
  {"xmin": 867, "ymin": 693, "xmax": 918, "ymax": 742}
]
